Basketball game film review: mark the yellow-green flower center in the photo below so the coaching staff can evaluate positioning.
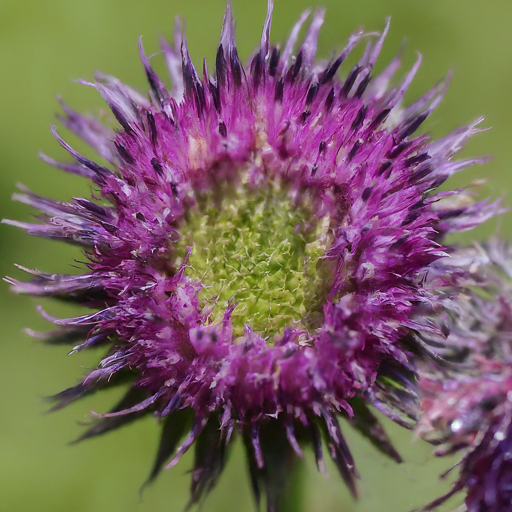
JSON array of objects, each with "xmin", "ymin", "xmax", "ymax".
[{"xmin": 175, "ymin": 180, "xmax": 331, "ymax": 341}]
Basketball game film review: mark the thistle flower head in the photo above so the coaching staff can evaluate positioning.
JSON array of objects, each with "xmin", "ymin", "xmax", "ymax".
[
  {"xmin": 4, "ymin": 1, "xmax": 500, "ymax": 509},
  {"xmin": 415, "ymin": 239, "xmax": 512, "ymax": 511}
]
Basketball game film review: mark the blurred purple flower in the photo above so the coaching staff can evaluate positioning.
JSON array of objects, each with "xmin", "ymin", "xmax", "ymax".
[
  {"xmin": 416, "ymin": 239, "xmax": 512, "ymax": 512},
  {"xmin": 3, "ymin": 1, "xmax": 500, "ymax": 509}
]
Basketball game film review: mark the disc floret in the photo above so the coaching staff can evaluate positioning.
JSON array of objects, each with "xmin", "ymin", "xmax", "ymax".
[{"xmin": 176, "ymin": 179, "xmax": 330, "ymax": 340}]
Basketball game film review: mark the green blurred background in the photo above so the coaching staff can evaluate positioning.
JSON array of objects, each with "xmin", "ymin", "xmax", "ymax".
[{"xmin": 1, "ymin": 0, "xmax": 511, "ymax": 511}]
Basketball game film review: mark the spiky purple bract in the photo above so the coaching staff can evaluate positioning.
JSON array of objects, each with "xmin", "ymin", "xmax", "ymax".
[{"xmin": 4, "ymin": 1, "xmax": 500, "ymax": 509}]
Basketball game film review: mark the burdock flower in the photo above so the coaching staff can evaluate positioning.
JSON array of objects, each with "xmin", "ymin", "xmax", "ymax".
[{"xmin": 4, "ymin": 1, "xmax": 500, "ymax": 509}]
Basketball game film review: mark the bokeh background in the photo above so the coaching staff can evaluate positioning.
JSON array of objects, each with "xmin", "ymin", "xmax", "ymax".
[{"xmin": 1, "ymin": 1, "xmax": 511, "ymax": 511}]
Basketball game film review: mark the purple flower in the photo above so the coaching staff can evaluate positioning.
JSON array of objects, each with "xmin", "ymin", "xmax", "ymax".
[
  {"xmin": 415, "ymin": 239, "xmax": 512, "ymax": 511},
  {"xmin": 3, "ymin": 1, "xmax": 500, "ymax": 509}
]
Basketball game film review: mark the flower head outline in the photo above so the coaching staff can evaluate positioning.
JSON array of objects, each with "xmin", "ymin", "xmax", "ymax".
[{"xmin": 4, "ymin": 1, "xmax": 500, "ymax": 509}]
